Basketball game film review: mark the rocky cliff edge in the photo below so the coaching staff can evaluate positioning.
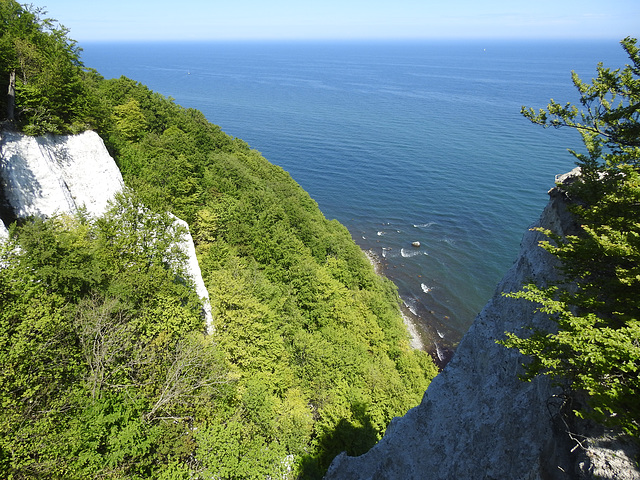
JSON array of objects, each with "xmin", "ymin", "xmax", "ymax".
[{"xmin": 325, "ymin": 171, "xmax": 639, "ymax": 480}]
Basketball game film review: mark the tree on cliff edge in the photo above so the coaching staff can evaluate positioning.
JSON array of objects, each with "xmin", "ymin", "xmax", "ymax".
[
  {"xmin": 501, "ymin": 37, "xmax": 640, "ymax": 440},
  {"xmin": 0, "ymin": 0, "xmax": 89, "ymax": 133}
]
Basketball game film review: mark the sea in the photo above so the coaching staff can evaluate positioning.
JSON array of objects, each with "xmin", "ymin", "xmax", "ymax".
[{"xmin": 81, "ymin": 39, "xmax": 628, "ymax": 363}]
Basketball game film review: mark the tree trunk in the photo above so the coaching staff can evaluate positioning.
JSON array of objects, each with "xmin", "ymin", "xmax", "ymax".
[{"xmin": 7, "ymin": 70, "xmax": 16, "ymax": 121}]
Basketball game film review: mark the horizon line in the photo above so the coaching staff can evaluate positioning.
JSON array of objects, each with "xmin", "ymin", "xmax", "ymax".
[{"xmin": 78, "ymin": 35, "xmax": 631, "ymax": 44}]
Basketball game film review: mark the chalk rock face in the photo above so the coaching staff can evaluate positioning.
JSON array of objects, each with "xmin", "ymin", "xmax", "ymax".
[
  {"xmin": 0, "ymin": 129, "xmax": 212, "ymax": 332},
  {"xmin": 172, "ymin": 215, "xmax": 214, "ymax": 333},
  {"xmin": 326, "ymin": 175, "xmax": 639, "ymax": 480},
  {"xmin": 0, "ymin": 130, "xmax": 124, "ymax": 221}
]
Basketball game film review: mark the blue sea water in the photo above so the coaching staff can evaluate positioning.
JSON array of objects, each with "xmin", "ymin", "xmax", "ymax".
[{"xmin": 81, "ymin": 40, "xmax": 628, "ymax": 359}]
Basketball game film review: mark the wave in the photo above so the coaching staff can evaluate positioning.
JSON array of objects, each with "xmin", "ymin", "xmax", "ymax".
[
  {"xmin": 377, "ymin": 229, "xmax": 402, "ymax": 236},
  {"xmin": 421, "ymin": 283, "xmax": 432, "ymax": 294},
  {"xmin": 413, "ymin": 222, "xmax": 435, "ymax": 228},
  {"xmin": 382, "ymin": 247, "xmax": 400, "ymax": 259},
  {"xmin": 402, "ymin": 298, "xmax": 419, "ymax": 316},
  {"xmin": 401, "ymin": 248, "xmax": 428, "ymax": 258}
]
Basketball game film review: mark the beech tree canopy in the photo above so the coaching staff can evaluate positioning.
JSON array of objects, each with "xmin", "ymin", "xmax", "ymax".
[
  {"xmin": 0, "ymin": 3, "xmax": 438, "ymax": 478},
  {"xmin": 0, "ymin": 0, "xmax": 90, "ymax": 133}
]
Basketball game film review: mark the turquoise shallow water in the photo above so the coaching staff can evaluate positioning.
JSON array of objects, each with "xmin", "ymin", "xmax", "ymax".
[{"xmin": 82, "ymin": 40, "xmax": 627, "ymax": 359}]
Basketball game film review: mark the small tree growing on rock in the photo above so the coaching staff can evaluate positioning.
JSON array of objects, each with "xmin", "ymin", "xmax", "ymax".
[{"xmin": 500, "ymin": 37, "xmax": 640, "ymax": 439}]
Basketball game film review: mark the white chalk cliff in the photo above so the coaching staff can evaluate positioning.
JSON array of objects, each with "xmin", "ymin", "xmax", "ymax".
[
  {"xmin": 326, "ymin": 173, "xmax": 639, "ymax": 480},
  {"xmin": 0, "ymin": 130, "xmax": 124, "ymax": 222},
  {"xmin": 0, "ymin": 129, "xmax": 212, "ymax": 331}
]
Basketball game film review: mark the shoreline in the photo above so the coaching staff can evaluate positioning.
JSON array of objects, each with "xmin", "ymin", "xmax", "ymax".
[
  {"xmin": 363, "ymin": 247, "xmax": 455, "ymax": 369},
  {"xmin": 363, "ymin": 248, "xmax": 425, "ymax": 351}
]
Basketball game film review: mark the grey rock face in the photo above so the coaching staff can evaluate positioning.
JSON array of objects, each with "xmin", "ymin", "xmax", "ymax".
[{"xmin": 325, "ymin": 177, "xmax": 639, "ymax": 480}]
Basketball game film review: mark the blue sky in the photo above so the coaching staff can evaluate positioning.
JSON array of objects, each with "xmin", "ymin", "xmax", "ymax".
[{"xmin": 41, "ymin": 0, "xmax": 639, "ymax": 42}]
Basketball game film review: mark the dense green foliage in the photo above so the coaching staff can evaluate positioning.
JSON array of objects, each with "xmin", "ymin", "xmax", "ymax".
[
  {"xmin": 501, "ymin": 37, "xmax": 640, "ymax": 438},
  {"xmin": 0, "ymin": 3, "xmax": 438, "ymax": 478},
  {"xmin": 0, "ymin": 198, "xmax": 225, "ymax": 478},
  {"xmin": 0, "ymin": 0, "xmax": 93, "ymax": 134}
]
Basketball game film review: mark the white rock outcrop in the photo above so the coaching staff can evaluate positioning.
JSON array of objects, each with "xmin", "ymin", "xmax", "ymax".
[
  {"xmin": 0, "ymin": 129, "xmax": 213, "ymax": 332},
  {"xmin": 172, "ymin": 215, "xmax": 214, "ymax": 333},
  {"xmin": 0, "ymin": 130, "xmax": 124, "ymax": 220},
  {"xmin": 325, "ymin": 176, "xmax": 639, "ymax": 480}
]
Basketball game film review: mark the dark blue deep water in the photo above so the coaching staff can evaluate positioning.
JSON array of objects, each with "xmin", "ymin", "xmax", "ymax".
[{"xmin": 81, "ymin": 40, "xmax": 628, "ymax": 357}]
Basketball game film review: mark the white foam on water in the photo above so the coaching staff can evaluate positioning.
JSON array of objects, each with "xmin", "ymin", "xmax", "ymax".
[
  {"xmin": 421, "ymin": 283, "xmax": 432, "ymax": 294},
  {"xmin": 402, "ymin": 298, "xmax": 419, "ymax": 316},
  {"xmin": 382, "ymin": 247, "xmax": 399, "ymax": 258},
  {"xmin": 401, "ymin": 248, "xmax": 427, "ymax": 258}
]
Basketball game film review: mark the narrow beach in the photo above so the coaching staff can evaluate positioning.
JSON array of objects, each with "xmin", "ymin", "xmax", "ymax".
[{"xmin": 364, "ymin": 249, "xmax": 425, "ymax": 351}]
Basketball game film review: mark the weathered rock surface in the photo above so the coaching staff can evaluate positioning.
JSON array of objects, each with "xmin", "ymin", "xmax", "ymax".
[
  {"xmin": 326, "ymin": 173, "xmax": 639, "ymax": 480},
  {"xmin": 172, "ymin": 215, "xmax": 213, "ymax": 333},
  {"xmin": 0, "ymin": 129, "xmax": 212, "ymax": 331},
  {"xmin": 0, "ymin": 130, "xmax": 124, "ymax": 223}
]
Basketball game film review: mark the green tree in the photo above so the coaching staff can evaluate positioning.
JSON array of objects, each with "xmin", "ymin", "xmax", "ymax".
[
  {"xmin": 501, "ymin": 37, "xmax": 640, "ymax": 438},
  {"xmin": 521, "ymin": 36, "xmax": 640, "ymax": 191},
  {"xmin": 113, "ymin": 98, "xmax": 147, "ymax": 141},
  {"xmin": 0, "ymin": 198, "xmax": 231, "ymax": 478},
  {"xmin": 0, "ymin": 0, "xmax": 89, "ymax": 133}
]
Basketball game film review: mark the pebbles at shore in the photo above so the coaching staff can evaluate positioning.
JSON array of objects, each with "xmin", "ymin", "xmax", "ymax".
[{"xmin": 364, "ymin": 249, "xmax": 425, "ymax": 351}]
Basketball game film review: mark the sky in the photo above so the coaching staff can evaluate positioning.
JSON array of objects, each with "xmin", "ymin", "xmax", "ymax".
[{"xmin": 38, "ymin": 0, "xmax": 639, "ymax": 42}]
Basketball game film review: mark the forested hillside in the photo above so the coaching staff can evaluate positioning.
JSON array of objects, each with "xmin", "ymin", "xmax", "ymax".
[{"xmin": 0, "ymin": 2, "xmax": 438, "ymax": 478}]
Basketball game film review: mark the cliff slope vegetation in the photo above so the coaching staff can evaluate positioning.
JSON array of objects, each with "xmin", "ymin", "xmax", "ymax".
[{"xmin": 0, "ymin": 2, "xmax": 437, "ymax": 478}]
